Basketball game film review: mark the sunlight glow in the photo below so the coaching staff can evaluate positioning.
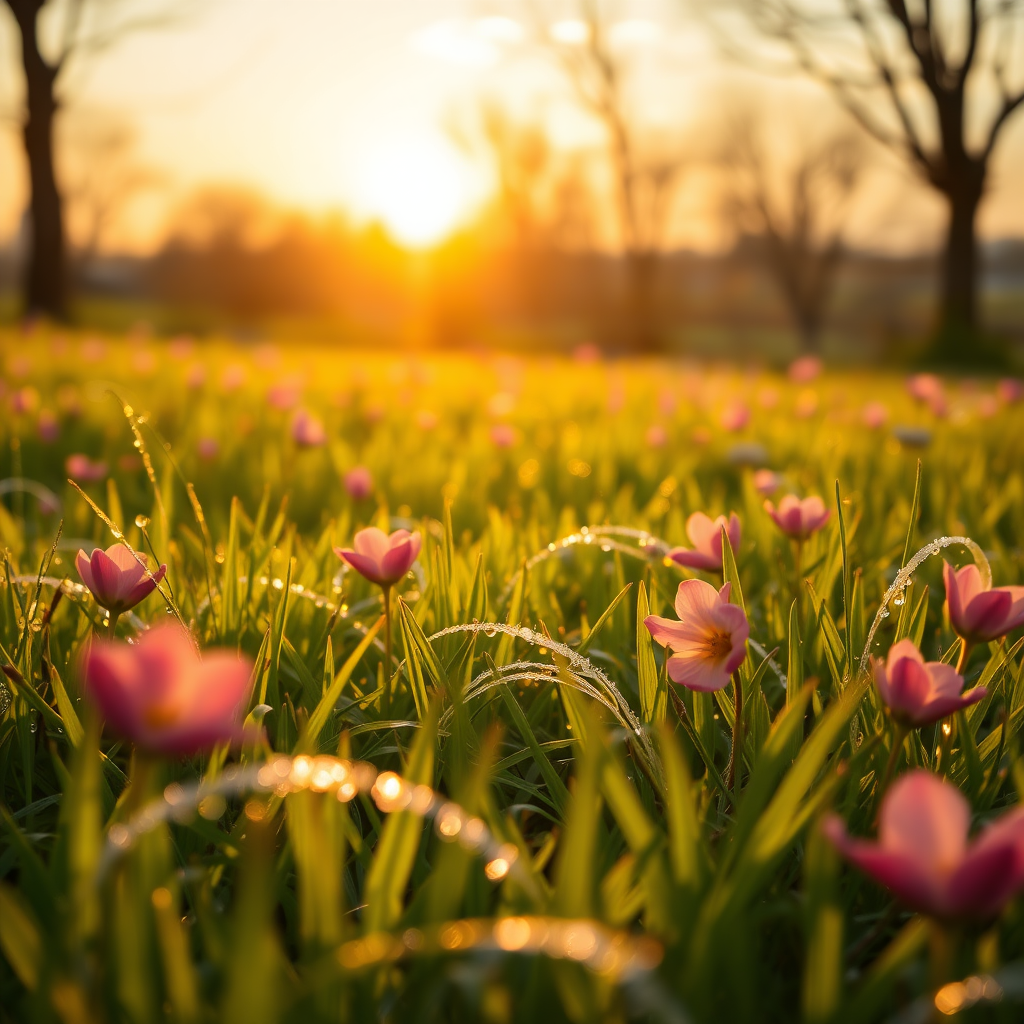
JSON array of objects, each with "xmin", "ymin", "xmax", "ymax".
[{"xmin": 355, "ymin": 134, "xmax": 478, "ymax": 248}]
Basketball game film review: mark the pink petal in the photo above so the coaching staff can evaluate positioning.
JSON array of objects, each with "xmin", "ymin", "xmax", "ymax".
[
  {"xmin": 337, "ymin": 548, "xmax": 386, "ymax": 585},
  {"xmin": 380, "ymin": 537, "xmax": 416, "ymax": 582},
  {"xmin": 879, "ymin": 771, "xmax": 970, "ymax": 871},
  {"xmin": 886, "ymin": 638, "xmax": 924, "ymax": 670},
  {"xmin": 75, "ymin": 549, "xmax": 95, "ymax": 592},
  {"xmin": 725, "ymin": 513, "xmax": 741, "ymax": 554},
  {"xmin": 885, "ymin": 656, "xmax": 934, "ymax": 718},
  {"xmin": 124, "ymin": 563, "xmax": 166, "ymax": 608},
  {"xmin": 872, "ymin": 658, "xmax": 893, "ymax": 706},
  {"xmin": 961, "ymin": 589, "xmax": 1012, "ymax": 640},
  {"xmin": 673, "ymin": 578, "xmax": 721, "ymax": 623},
  {"xmin": 952, "ymin": 563, "xmax": 985, "ymax": 606},
  {"xmin": 667, "ymin": 652, "xmax": 732, "ymax": 692},
  {"xmin": 945, "ymin": 841, "xmax": 1024, "ymax": 919},
  {"xmin": 644, "ymin": 615, "xmax": 691, "ymax": 650},
  {"xmin": 668, "ymin": 547, "xmax": 720, "ymax": 571},
  {"xmin": 914, "ymin": 688, "xmax": 988, "ymax": 725},
  {"xmin": 89, "ymin": 548, "xmax": 129, "ymax": 607},
  {"xmin": 943, "ymin": 562, "xmax": 967, "ymax": 632},
  {"xmin": 352, "ymin": 527, "xmax": 391, "ymax": 564},
  {"xmin": 926, "ymin": 660, "xmax": 967, "ymax": 700},
  {"xmin": 685, "ymin": 512, "xmax": 718, "ymax": 553}
]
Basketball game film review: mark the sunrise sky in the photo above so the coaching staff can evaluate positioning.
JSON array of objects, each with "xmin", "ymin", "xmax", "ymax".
[{"xmin": 0, "ymin": 0, "xmax": 1022, "ymax": 254}]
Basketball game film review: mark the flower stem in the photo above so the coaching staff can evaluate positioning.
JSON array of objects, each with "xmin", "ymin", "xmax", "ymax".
[
  {"xmin": 793, "ymin": 539, "xmax": 804, "ymax": 618},
  {"xmin": 929, "ymin": 922, "xmax": 958, "ymax": 1018},
  {"xmin": 727, "ymin": 670, "xmax": 744, "ymax": 796},
  {"xmin": 107, "ymin": 611, "xmax": 120, "ymax": 641},
  {"xmin": 877, "ymin": 722, "xmax": 908, "ymax": 801},
  {"xmin": 382, "ymin": 585, "xmax": 392, "ymax": 719},
  {"xmin": 954, "ymin": 637, "xmax": 971, "ymax": 676}
]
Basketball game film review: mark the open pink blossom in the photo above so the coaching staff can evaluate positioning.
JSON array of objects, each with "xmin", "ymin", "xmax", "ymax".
[
  {"xmin": 344, "ymin": 466, "xmax": 373, "ymax": 500},
  {"xmin": 873, "ymin": 638, "xmax": 986, "ymax": 727},
  {"xmin": 335, "ymin": 527, "xmax": 421, "ymax": 588},
  {"xmin": 823, "ymin": 771, "xmax": 1024, "ymax": 921},
  {"xmin": 943, "ymin": 562, "xmax": 1024, "ymax": 644},
  {"xmin": 76, "ymin": 544, "xmax": 167, "ymax": 614},
  {"xmin": 82, "ymin": 625, "xmax": 253, "ymax": 757},
  {"xmin": 764, "ymin": 495, "xmax": 830, "ymax": 539},
  {"xmin": 669, "ymin": 512, "xmax": 741, "ymax": 572},
  {"xmin": 645, "ymin": 580, "xmax": 749, "ymax": 692}
]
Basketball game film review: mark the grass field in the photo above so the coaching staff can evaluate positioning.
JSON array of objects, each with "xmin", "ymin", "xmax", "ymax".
[{"xmin": 2, "ymin": 327, "xmax": 1024, "ymax": 1023}]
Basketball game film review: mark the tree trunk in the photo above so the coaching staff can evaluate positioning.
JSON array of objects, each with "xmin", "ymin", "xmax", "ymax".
[
  {"xmin": 624, "ymin": 250, "xmax": 660, "ymax": 353},
  {"xmin": 939, "ymin": 180, "xmax": 982, "ymax": 339},
  {"xmin": 14, "ymin": 2, "xmax": 67, "ymax": 320}
]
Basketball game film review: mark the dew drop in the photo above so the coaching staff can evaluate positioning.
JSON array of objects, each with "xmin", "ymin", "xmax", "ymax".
[
  {"xmin": 135, "ymin": 514, "xmax": 150, "ymax": 528},
  {"xmin": 483, "ymin": 626, "xmax": 498, "ymax": 638}
]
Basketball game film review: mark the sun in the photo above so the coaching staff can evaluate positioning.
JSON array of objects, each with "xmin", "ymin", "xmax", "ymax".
[{"xmin": 356, "ymin": 133, "xmax": 478, "ymax": 249}]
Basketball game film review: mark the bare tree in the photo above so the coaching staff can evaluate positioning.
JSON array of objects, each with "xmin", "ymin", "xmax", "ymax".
[
  {"xmin": 1, "ymin": 0, "xmax": 183, "ymax": 319},
  {"xmin": 704, "ymin": 0, "xmax": 1024, "ymax": 356},
  {"xmin": 719, "ymin": 109, "xmax": 864, "ymax": 353},
  {"xmin": 531, "ymin": 0, "xmax": 688, "ymax": 350}
]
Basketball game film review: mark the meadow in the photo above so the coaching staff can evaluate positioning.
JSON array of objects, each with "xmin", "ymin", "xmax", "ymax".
[{"xmin": 2, "ymin": 327, "xmax": 1024, "ymax": 1023}]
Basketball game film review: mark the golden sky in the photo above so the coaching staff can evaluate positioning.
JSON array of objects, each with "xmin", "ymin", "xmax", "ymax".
[{"xmin": 0, "ymin": 0, "xmax": 1022, "ymax": 254}]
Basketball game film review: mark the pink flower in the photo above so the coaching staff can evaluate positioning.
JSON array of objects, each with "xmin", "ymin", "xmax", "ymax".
[
  {"xmin": 757, "ymin": 387, "xmax": 779, "ymax": 410},
  {"xmin": 943, "ymin": 562, "xmax": 1024, "ymax": 644},
  {"xmin": 862, "ymin": 402, "xmax": 888, "ymax": 429},
  {"xmin": 752, "ymin": 469, "xmax": 781, "ymax": 496},
  {"xmin": 197, "ymin": 437, "xmax": 219, "ymax": 461},
  {"xmin": 823, "ymin": 771, "xmax": 1024, "ymax": 922},
  {"xmin": 719, "ymin": 402, "xmax": 750, "ymax": 432},
  {"xmin": 335, "ymin": 528, "xmax": 421, "ymax": 588},
  {"xmin": 344, "ymin": 466, "xmax": 373, "ymax": 500},
  {"xmin": 789, "ymin": 355, "xmax": 823, "ymax": 383},
  {"xmin": 168, "ymin": 335, "xmax": 194, "ymax": 360},
  {"xmin": 764, "ymin": 495, "xmax": 830, "ymax": 539},
  {"xmin": 645, "ymin": 424, "xmax": 667, "ymax": 448},
  {"xmin": 996, "ymin": 378, "xmax": 1022, "ymax": 405},
  {"xmin": 794, "ymin": 389, "xmax": 819, "ymax": 418},
  {"xmin": 490, "ymin": 423, "xmax": 517, "ymax": 448},
  {"xmin": 186, "ymin": 363, "xmax": 206, "ymax": 389},
  {"xmin": 37, "ymin": 409, "xmax": 59, "ymax": 443},
  {"xmin": 267, "ymin": 382, "xmax": 301, "ymax": 410},
  {"xmin": 669, "ymin": 512, "xmax": 741, "ymax": 572},
  {"xmin": 82, "ymin": 625, "xmax": 253, "ymax": 757},
  {"xmin": 76, "ymin": 544, "xmax": 167, "ymax": 614},
  {"xmin": 220, "ymin": 365, "xmax": 246, "ymax": 393},
  {"xmin": 11, "ymin": 386, "xmax": 39, "ymax": 415},
  {"xmin": 978, "ymin": 395, "xmax": 998, "ymax": 419},
  {"xmin": 416, "ymin": 409, "xmax": 439, "ymax": 431},
  {"xmin": 691, "ymin": 426, "xmax": 711, "ymax": 446},
  {"xmin": 644, "ymin": 580, "xmax": 749, "ymax": 692},
  {"xmin": 907, "ymin": 373, "xmax": 943, "ymax": 403},
  {"xmin": 291, "ymin": 409, "xmax": 326, "ymax": 447},
  {"xmin": 573, "ymin": 342, "xmax": 600, "ymax": 363},
  {"xmin": 66, "ymin": 454, "xmax": 108, "ymax": 482},
  {"xmin": 873, "ymin": 638, "xmax": 986, "ymax": 727}
]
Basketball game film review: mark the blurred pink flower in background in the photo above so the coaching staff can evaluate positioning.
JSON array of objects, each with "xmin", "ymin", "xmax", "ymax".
[
  {"xmin": 66, "ymin": 454, "xmax": 108, "ymax": 482},
  {"xmin": 11, "ymin": 386, "xmax": 39, "ymax": 415},
  {"xmin": 131, "ymin": 348, "xmax": 157, "ymax": 376},
  {"xmin": 823, "ymin": 771, "xmax": 1024, "ymax": 921},
  {"xmin": 291, "ymin": 409, "xmax": 327, "ymax": 447},
  {"xmin": 669, "ymin": 512, "xmax": 741, "ymax": 572},
  {"xmin": 490, "ymin": 423, "xmax": 517, "ymax": 448},
  {"xmin": 658, "ymin": 389, "xmax": 678, "ymax": 416},
  {"xmin": 220, "ymin": 364, "xmax": 247, "ymax": 392},
  {"xmin": 907, "ymin": 373, "xmax": 943, "ymax": 403},
  {"xmin": 978, "ymin": 395, "xmax": 998, "ymax": 418},
  {"xmin": 37, "ymin": 409, "xmax": 59, "ymax": 442},
  {"xmin": 944, "ymin": 562, "xmax": 1024, "ymax": 644},
  {"xmin": 757, "ymin": 387, "xmax": 779, "ymax": 410},
  {"xmin": 344, "ymin": 466, "xmax": 373, "ymax": 500},
  {"xmin": 416, "ymin": 409, "xmax": 439, "ymax": 431},
  {"xmin": 764, "ymin": 495, "xmax": 830, "ymax": 539},
  {"xmin": 336, "ymin": 528, "xmax": 421, "ymax": 587},
  {"xmin": 794, "ymin": 389, "xmax": 819, "ymax": 418},
  {"xmin": 996, "ymin": 378, "xmax": 1023, "ymax": 404},
  {"xmin": 254, "ymin": 343, "xmax": 281, "ymax": 369},
  {"xmin": 645, "ymin": 580, "xmax": 749, "ymax": 692},
  {"xmin": 752, "ymin": 469, "xmax": 781, "ymax": 495},
  {"xmin": 57, "ymin": 384, "xmax": 81, "ymax": 416},
  {"xmin": 788, "ymin": 355, "xmax": 823, "ymax": 383},
  {"xmin": 76, "ymin": 544, "xmax": 167, "ymax": 615},
  {"xmin": 573, "ymin": 342, "xmax": 600, "ymax": 363},
  {"xmin": 267, "ymin": 381, "xmax": 302, "ymax": 410},
  {"xmin": 197, "ymin": 437, "xmax": 219, "ymax": 461},
  {"xmin": 50, "ymin": 334, "xmax": 70, "ymax": 357},
  {"xmin": 719, "ymin": 402, "xmax": 750, "ymax": 432},
  {"xmin": 645, "ymin": 424, "xmax": 667, "ymax": 448},
  {"xmin": 168, "ymin": 335, "xmax": 195, "ymax": 360},
  {"xmin": 81, "ymin": 337, "xmax": 106, "ymax": 362},
  {"xmin": 82, "ymin": 624, "xmax": 253, "ymax": 757},
  {"xmin": 607, "ymin": 379, "xmax": 626, "ymax": 413},
  {"xmin": 873, "ymin": 638, "xmax": 986, "ymax": 727},
  {"xmin": 862, "ymin": 401, "xmax": 889, "ymax": 428},
  {"xmin": 186, "ymin": 363, "xmax": 207, "ymax": 389},
  {"xmin": 8, "ymin": 353, "xmax": 33, "ymax": 378}
]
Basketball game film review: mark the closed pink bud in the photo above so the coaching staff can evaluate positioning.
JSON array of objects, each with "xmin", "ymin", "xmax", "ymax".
[
  {"xmin": 824, "ymin": 770, "xmax": 1024, "ymax": 922},
  {"xmin": 645, "ymin": 579, "xmax": 749, "ymax": 692},
  {"xmin": 943, "ymin": 562, "xmax": 1024, "ymax": 644},
  {"xmin": 82, "ymin": 625, "xmax": 253, "ymax": 757},
  {"xmin": 752, "ymin": 469, "xmax": 781, "ymax": 496},
  {"xmin": 344, "ymin": 466, "xmax": 373, "ymax": 500},
  {"xmin": 669, "ymin": 512, "xmax": 741, "ymax": 572},
  {"xmin": 335, "ymin": 527, "xmax": 421, "ymax": 587},
  {"xmin": 76, "ymin": 544, "xmax": 167, "ymax": 614},
  {"xmin": 788, "ymin": 355, "xmax": 823, "ymax": 383},
  {"xmin": 862, "ymin": 402, "xmax": 888, "ymax": 428},
  {"xmin": 764, "ymin": 495, "xmax": 830, "ymax": 539},
  {"xmin": 873, "ymin": 638, "xmax": 986, "ymax": 727},
  {"xmin": 720, "ymin": 402, "xmax": 750, "ymax": 432},
  {"xmin": 291, "ymin": 409, "xmax": 326, "ymax": 447}
]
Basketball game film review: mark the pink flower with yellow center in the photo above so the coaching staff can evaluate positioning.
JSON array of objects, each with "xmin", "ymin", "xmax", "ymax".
[{"xmin": 644, "ymin": 580, "xmax": 749, "ymax": 692}]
